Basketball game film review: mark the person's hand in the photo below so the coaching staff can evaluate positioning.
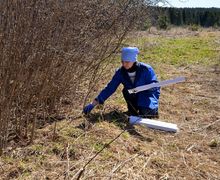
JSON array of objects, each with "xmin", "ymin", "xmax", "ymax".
[{"xmin": 83, "ymin": 103, "xmax": 95, "ymax": 114}]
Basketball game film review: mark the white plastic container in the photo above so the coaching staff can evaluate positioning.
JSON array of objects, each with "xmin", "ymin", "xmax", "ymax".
[{"xmin": 129, "ymin": 116, "xmax": 179, "ymax": 133}]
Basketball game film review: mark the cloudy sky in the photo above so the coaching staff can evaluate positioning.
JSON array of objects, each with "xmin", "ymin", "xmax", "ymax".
[{"xmin": 160, "ymin": 0, "xmax": 220, "ymax": 8}]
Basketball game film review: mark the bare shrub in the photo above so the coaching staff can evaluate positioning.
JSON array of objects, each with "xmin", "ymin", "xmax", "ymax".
[{"xmin": 0, "ymin": 0, "xmax": 159, "ymax": 154}]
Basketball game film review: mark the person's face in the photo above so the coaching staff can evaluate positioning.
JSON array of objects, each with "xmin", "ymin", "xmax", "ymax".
[{"xmin": 121, "ymin": 61, "xmax": 134, "ymax": 70}]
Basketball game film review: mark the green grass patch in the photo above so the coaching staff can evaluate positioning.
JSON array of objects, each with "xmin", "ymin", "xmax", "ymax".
[
  {"xmin": 127, "ymin": 35, "xmax": 219, "ymax": 66},
  {"xmin": 115, "ymin": 96, "xmax": 125, "ymax": 105},
  {"xmin": 59, "ymin": 124, "xmax": 83, "ymax": 139},
  {"xmin": 30, "ymin": 144, "xmax": 44, "ymax": 152},
  {"xmin": 92, "ymin": 141, "xmax": 114, "ymax": 160},
  {"xmin": 93, "ymin": 142, "xmax": 105, "ymax": 152},
  {"xmin": 122, "ymin": 131, "xmax": 130, "ymax": 139},
  {"xmin": 49, "ymin": 142, "xmax": 64, "ymax": 155}
]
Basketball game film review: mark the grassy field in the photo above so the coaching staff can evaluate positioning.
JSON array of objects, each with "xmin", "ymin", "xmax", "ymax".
[{"xmin": 1, "ymin": 28, "xmax": 220, "ymax": 180}]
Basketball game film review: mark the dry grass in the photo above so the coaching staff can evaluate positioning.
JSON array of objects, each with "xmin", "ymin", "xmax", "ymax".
[{"xmin": 0, "ymin": 28, "xmax": 220, "ymax": 179}]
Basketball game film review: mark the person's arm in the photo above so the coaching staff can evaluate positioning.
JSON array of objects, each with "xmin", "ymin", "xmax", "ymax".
[
  {"xmin": 83, "ymin": 69, "xmax": 122, "ymax": 114},
  {"xmin": 95, "ymin": 69, "xmax": 122, "ymax": 104}
]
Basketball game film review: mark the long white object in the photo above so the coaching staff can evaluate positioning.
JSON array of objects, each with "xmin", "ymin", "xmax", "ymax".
[
  {"xmin": 129, "ymin": 116, "xmax": 179, "ymax": 133},
  {"xmin": 128, "ymin": 77, "xmax": 185, "ymax": 94}
]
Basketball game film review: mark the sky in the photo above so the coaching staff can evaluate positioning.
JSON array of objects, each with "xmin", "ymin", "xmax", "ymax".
[{"xmin": 159, "ymin": 0, "xmax": 220, "ymax": 8}]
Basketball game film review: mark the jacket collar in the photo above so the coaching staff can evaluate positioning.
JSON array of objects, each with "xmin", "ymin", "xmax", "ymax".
[{"xmin": 121, "ymin": 62, "xmax": 141, "ymax": 88}]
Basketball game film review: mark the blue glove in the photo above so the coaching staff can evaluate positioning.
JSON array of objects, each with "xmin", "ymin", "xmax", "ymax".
[{"xmin": 83, "ymin": 103, "xmax": 95, "ymax": 114}]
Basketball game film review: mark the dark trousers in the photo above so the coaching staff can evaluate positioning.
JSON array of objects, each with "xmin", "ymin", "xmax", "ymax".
[{"xmin": 122, "ymin": 88, "xmax": 158, "ymax": 119}]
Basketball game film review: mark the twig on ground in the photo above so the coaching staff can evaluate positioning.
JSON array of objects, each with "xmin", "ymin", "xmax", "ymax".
[
  {"xmin": 109, "ymin": 153, "xmax": 139, "ymax": 179},
  {"xmin": 66, "ymin": 143, "xmax": 70, "ymax": 180},
  {"xmin": 186, "ymin": 143, "xmax": 196, "ymax": 152},
  {"xmin": 181, "ymin": 152, "xmax": 189, "ymax": 168},
  {"xmin": 193, "ymin": 119, "xmax": 220, "ymax": 132},
  {"xmin": 71, "ymin": 168, "xmax": 84, "ymax": 180},
  {"xmin": 138, "ymin": 153, "xmax": 154, "ymax": 173}
]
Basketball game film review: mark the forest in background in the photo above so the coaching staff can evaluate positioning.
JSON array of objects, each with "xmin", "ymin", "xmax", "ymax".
[{"xmin": 147, "ymin": 7, "xmax": 220, "ymax": 29}]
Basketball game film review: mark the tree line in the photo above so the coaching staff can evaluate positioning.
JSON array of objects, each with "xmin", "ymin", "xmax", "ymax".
[{"xmin": 150, "ymin": 7, "xmax": 220, "ymax": 28}]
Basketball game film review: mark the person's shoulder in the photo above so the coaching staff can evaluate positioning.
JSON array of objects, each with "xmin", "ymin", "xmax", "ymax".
[
  {"xmin": 115, "ymin": 67, "xmax": 122, "ymax": 73},
  {"xmin": 114, "ymin": 67, "xmax": 123, "ymax": 76},
  {"xmin": 137, "ymin": 62, "xmax": 153, "ymax": 70}
]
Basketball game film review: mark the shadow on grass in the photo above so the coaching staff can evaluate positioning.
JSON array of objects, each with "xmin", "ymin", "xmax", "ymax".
[{"xmin": 76, "ymin": 110, "xmax": 153, "ymax": 142}]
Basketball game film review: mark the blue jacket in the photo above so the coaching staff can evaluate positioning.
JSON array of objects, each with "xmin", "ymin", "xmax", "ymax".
[{"xmin": 96, "ymin": 62, "xmax": 160, "ymax": 110}]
